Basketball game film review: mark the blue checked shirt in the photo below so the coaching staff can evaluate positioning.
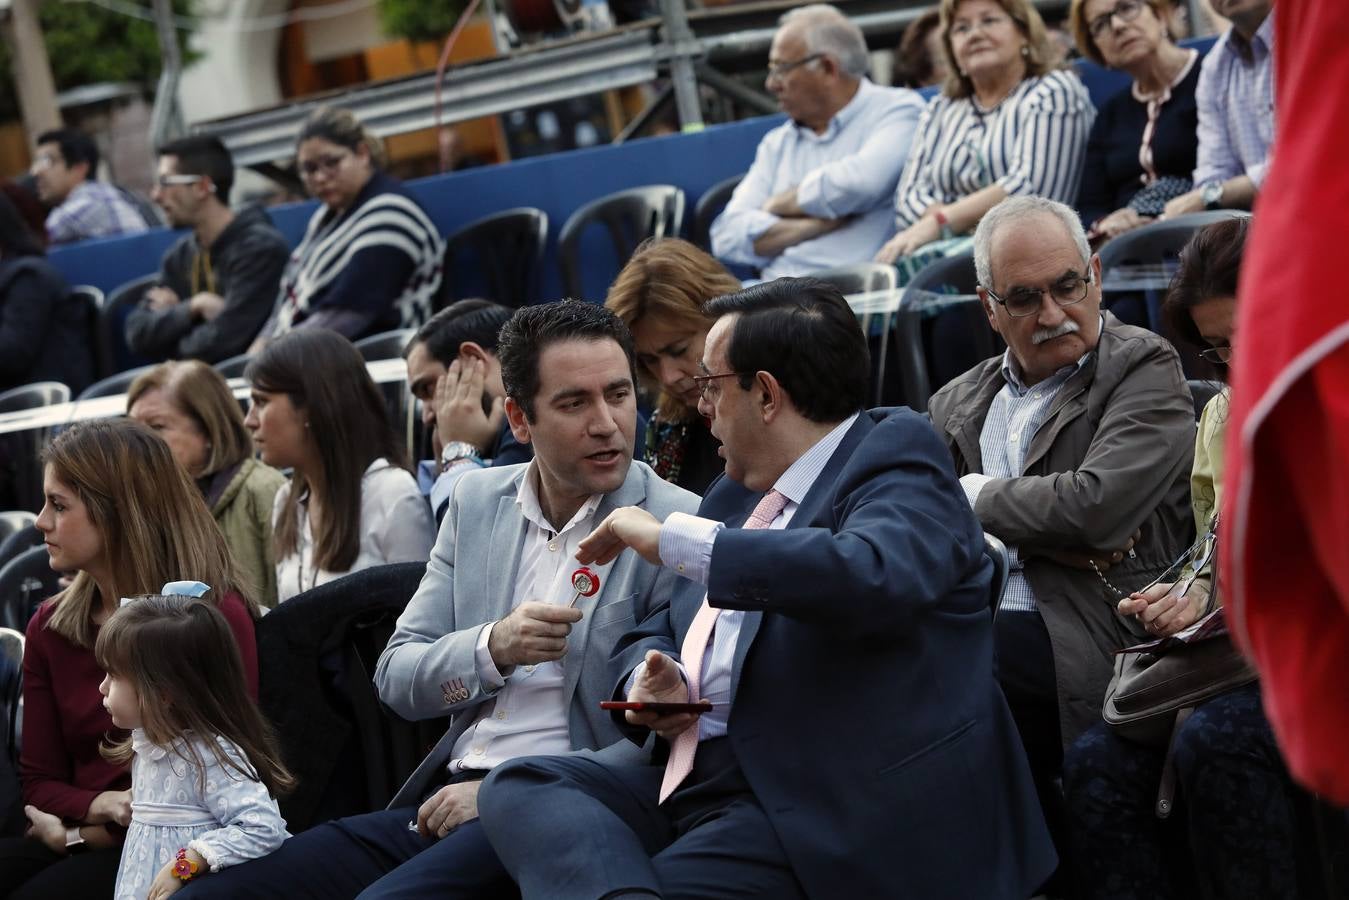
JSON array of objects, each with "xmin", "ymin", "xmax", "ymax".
[
  {"xmin": 44, "ymin": 180, "xmax": 147, "ymax": 245},
  {"xmin": 1192, "ymin": 15, "xmax": 1275, "ymax": 190},
  {"xmin": 960, "ymin": 340, "xmax": 1096, "ymax": 612}
]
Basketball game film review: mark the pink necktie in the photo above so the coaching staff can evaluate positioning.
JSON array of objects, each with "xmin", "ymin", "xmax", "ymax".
[{"xmin": 659, "ymin": 489, "xmax": 790, "ymax": 802}]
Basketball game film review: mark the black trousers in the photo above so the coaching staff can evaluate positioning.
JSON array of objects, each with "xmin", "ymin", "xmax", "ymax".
[
  {"xmin": 0, "ymin": 838, "xmax": 120, "ymax": 900},
  {"xmin": 180, "ymin": 770, "xmax": 513, "ymax": 900},
  {"xmin": 479, "ymin": 737, "xmax": 806, "ymax": 900},
  {"xmin": 994, "ymin": 609, "xmax": 1068, "ymax": 893}
]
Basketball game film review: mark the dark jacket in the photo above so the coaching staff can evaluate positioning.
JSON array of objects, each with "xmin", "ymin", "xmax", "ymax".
[
  {"xmin": 610, "ymin": 409, "xmax": 1057, "ymax": 899},
  {"xmin": 928, "ymin": 313, "xmax": 1196, "ymax": 744},
  {"xmin": 1077, "ymin": 55, "xmax": 1202, "ymax": 226},
  {"xmin": 125, "ymin": 205, "xmax": 289, "ymax": 362},
  {"xmin": 0, "ymin": 256, "xmax": 92, "ymax": 393}
]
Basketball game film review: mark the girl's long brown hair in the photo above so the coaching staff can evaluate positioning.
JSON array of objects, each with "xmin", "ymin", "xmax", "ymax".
[
  {"xmin": 96, "ymin": 594, "xmax": 295, "ymax": 797},
  {"xmin": 245, "ymin": 329, "xmax": 407, "ymax": 573},
  {"xmin": 42, "ymin": 419, "xmax": 255, "ymax": 649}
]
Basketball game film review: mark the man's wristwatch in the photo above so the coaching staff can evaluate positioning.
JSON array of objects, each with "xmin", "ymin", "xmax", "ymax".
[
  {"xmin": 440, "ymin": 441, "xmax": 485, "ymax": 473},
  {"xmin": 1201, "ymin": 181, "xmax": 1224, "ymax": 210},
  {"xmin": 65, "ymin": 826, "xmax": 86, "ymax": 854}
]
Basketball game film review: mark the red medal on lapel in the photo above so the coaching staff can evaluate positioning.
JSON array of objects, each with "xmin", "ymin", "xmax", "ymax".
[{"xmin": 569, "ymin": 566, "xmax": 600, "ymax": 607}]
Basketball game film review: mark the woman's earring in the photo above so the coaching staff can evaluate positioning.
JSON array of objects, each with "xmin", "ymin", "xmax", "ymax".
[{"xmin": 1021, "ymin": 44, "xmax": 1030, "ymax": 57}]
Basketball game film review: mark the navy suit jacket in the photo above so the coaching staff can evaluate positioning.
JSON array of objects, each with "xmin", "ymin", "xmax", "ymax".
[{"xmin": 609, "ymin": 408, "xmax": 1056, "ymax": 899}]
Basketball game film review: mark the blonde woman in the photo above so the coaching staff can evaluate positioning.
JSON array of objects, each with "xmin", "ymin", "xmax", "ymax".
[
  {"xmin": 875, "ymin": 0, "xmax": 1093, "ymax": 279},
  {"xmin": 129, "ymin": 361, "xmax": 286, "ymax": 607},
  {"xmin": 605, "ymin": 238, "xmax": 737, "ymax": 495}
]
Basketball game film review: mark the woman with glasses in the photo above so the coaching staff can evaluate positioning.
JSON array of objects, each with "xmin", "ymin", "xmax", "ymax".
[
  {"xmin": 251, "ymin": 107, "xmax": 442, "ymax": 351},
  {"xmin": 604, "ymin": 239, "xmax": 734, "ymax": 496},
  {"xmin": 1063, "ymin": 217, "xmax": 1309, "ymax": 900},
  {"xmin": 1071, "ymin": 0, "xmax": 1201, "ymax": 242},
  {"xmin": 874, "ymin": 0, "xmax": 1093, "ymax": 279}
]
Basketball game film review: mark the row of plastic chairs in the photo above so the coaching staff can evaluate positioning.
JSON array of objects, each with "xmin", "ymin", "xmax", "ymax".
[{"xmin": 788, "ymin": 210, "xmax": 1246, "ymax": 414}]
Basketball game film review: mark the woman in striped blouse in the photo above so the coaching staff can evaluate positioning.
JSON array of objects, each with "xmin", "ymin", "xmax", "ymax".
[
  {"xmin": 875, "ymin": 0, "xmax": 1094, "ymax": 280},
  {"xmin": 252, "ymin": 107, "xmax": 443, "ymax": 351}
]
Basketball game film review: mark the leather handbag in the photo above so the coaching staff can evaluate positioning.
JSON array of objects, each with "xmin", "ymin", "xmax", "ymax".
[
  {"xmin": 1102, "ymin": 606, "xmax": 1257, "ymax": 748},
  {"xmin": 1100, "ymin": 529, "xmax": 1258, "ymax": 816}
]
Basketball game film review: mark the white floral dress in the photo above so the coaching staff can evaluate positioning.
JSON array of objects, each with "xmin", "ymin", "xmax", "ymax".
[{"xmin": 113, "ymin": 730, "xmax": 290, "ymax": 900}]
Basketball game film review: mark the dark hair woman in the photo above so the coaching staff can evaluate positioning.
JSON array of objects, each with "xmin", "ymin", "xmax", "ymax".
[
  {"xmin": 243, "ymin": 329, "xmax": 435, "ymax": 602},
  {"xmin": 252, "ymin": 107, "xmax": 443, "ymax": 349},
  {"xmin": 1063, "ymin": 217, "xmax": 1309, "ymax": 900}
]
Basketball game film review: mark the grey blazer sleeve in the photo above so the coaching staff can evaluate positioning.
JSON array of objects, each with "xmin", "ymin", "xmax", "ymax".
[{"xmin": 373, "ymin": 486, "xmax": 497, "ymax": 720}]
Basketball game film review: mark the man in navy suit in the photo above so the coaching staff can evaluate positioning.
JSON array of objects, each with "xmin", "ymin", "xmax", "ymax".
[{"xmin": 477, "ymin": 278, "xmax": 1055, "ymax": 899}]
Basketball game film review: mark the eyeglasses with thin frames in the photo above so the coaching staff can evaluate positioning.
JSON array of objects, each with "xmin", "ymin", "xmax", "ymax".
[
  {"xmin": 298, "ymin": 152, "xmax": 351, "ymax": 179},
  {"xmin": 766, "ymin": 53, "xmax": 823, "ymax": 81},
  {"xmin": 692, "ymin": 372, "xmax": 742, "ymax": 401},
  {"xmin": 1091, "ymin": 517, "xmax": 1219, "ymax": 600},
  {"xmin": 1198, "ymin": 345, "xmax": 1233, "ymax": 364},
  {"xmin": 984, "ymin": 274, "xmax": 1093, "ymax": 318},
  {"xmin": 1088, "ymin": 0, "xmax": 1145, "ymax": 40}
]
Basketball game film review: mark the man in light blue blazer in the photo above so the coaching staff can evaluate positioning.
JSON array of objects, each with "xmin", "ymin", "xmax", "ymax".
[{"xmin": 181, "ymin": 300, "xmax": 700, "ymax": 899}]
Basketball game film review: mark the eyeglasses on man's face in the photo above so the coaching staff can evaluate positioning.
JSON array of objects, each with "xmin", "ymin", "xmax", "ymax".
[
  {"xmin": 30, "ymin": 152, "xmax": 63, "ymax": 172},
  {"xmin": 984, "ymin": 273, "xmax": 1093, "ymax": 318},
  {"xmin": 692, "ymin": 372, "xmax": 742, "ymax": 401},
  {"xmin": 1088, "ymin": 0, "xmax": 1145, "ymax": 39},
  {"xmin": 766, "ymin": 53, "xmax": 823, "ymax": 82},
  {"xmin": 298, "ymin": 151, "xmax": 351, "ymax": 179}
]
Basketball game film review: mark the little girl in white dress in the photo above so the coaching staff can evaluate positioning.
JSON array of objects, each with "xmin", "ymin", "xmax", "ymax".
[{"xmin": 95, "ymin": 583, "xmax": 294, "ymax": 899}]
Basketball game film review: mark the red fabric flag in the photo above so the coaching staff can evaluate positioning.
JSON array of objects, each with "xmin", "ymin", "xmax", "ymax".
[{"xmin": 1222, "ymin": 0, "xmax": 1349, "ymax": 804}]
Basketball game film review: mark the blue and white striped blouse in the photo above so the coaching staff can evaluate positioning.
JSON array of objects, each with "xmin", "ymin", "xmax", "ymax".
[{"xmin": 893, "ymin": 69, "xmax": 1095, "ymax": 229}]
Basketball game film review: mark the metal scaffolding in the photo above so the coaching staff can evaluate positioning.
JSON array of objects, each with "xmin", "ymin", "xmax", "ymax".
[{"xmin": 195, "ymin": 0, "xmax": 1067, "ymax": 168}]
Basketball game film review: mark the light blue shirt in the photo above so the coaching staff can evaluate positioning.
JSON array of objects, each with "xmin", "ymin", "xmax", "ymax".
[
  {"xmin": 960, "ymin": 341, "xmax": 1095, "ymax": 613},
  {"xmin": 647, "ymin": 413, "xmax": 858, "ymax": 740},
  {"xmin": 711, "ymin": 80, "xmax": 924, "ymax": 278},
  {"xmin": 1193, "ymin": 15, "xmax": 1275, "ymax": 190}
]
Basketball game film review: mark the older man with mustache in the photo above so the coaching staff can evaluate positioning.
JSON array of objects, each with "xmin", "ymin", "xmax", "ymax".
[{"xmin": 926, "ymin": 195, "xmax": 1195, "ymax": 885}]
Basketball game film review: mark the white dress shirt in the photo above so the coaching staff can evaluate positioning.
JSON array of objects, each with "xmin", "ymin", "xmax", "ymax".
[
  {"xmin": 649, "ymin": 413, "xmax": 858, "ymax": 740},
  {"xmin": 447, "ymin": 464, "xmax": 606, "ymax": 773},
  {"xmin": 711, "ymin": 80, "xmax": 924, "ymax": 279},
  {"xmin": 273, "ymin": 458, "xmax": 436, "ymax": 603}
]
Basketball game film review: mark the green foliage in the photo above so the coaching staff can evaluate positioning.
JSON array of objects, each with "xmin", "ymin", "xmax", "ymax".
[
  {"xmin": 0, "ymin": 0, "xmax": 198, "ymax": 121},
  {"xmin": 377, "ymin": 0, "xmax": 470, "ymax": 44}
]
